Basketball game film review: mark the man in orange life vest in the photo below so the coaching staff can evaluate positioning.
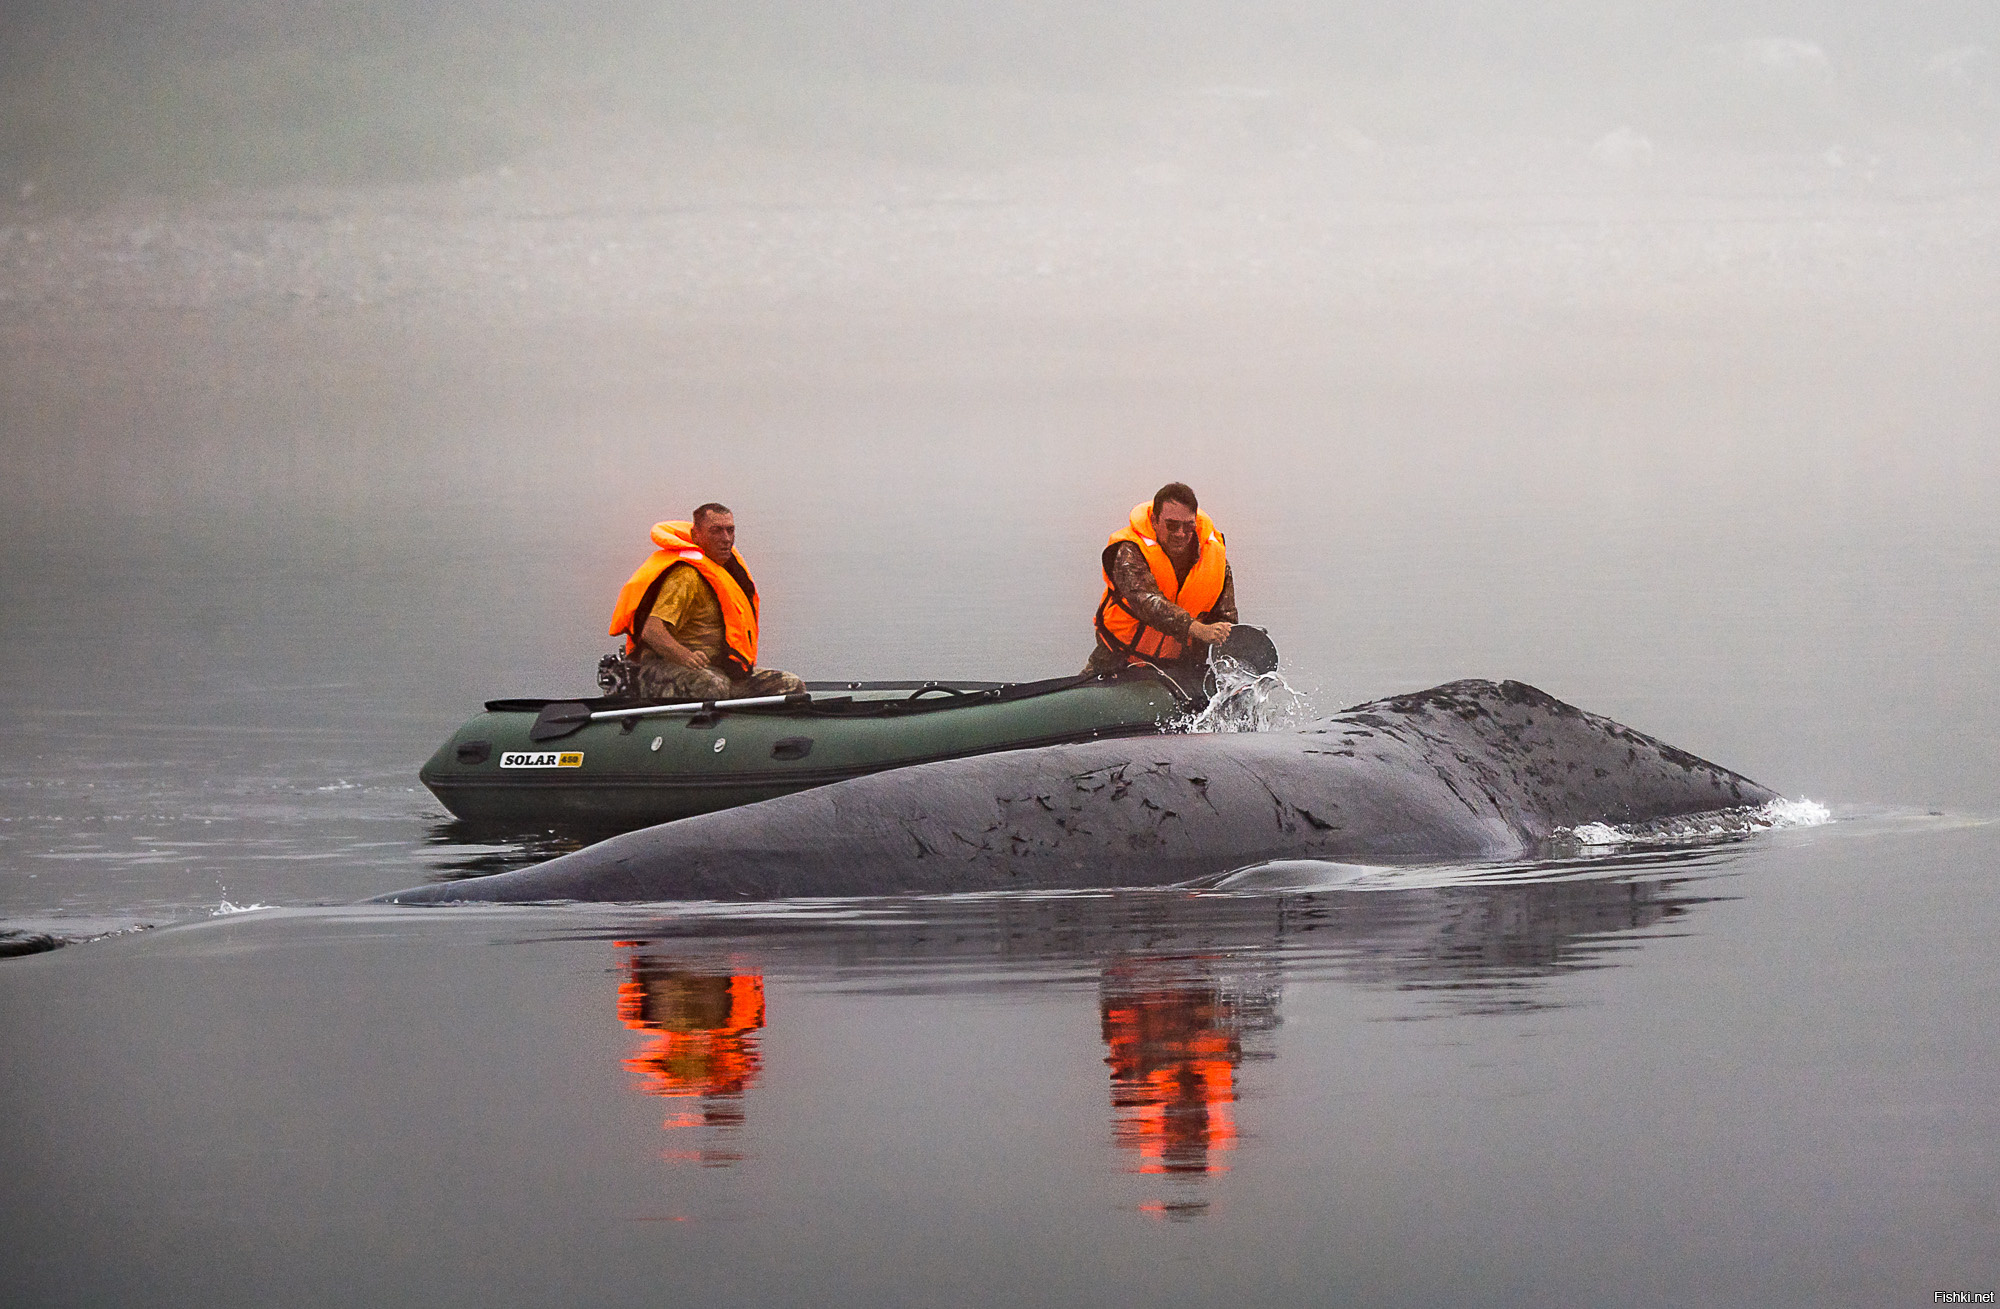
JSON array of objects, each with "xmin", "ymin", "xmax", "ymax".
[
  {"xmin": 1086, "ymin": 482, "xmax": 1237, "ymax": 678},
  {"xmin": 608, "ymin": 503, "xmax": 804, "ymax": 702}
]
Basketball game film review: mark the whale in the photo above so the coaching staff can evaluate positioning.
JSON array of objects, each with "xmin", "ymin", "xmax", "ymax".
[{"xmin": 377, "ymin": 679, "xmax": 1778, "ymax": 904}]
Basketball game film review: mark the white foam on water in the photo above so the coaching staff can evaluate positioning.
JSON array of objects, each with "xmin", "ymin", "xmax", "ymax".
[
  {"xmin": 1563, "ymin": 797, "xmax": 1831, "ymax": 849},
  {"xmin": 1205, "ymin": 859, "xmax": 1401, "ymax": 891},
  {"xmin": 1168, "ymin": 657, "xmax": 1318, "ymax": 734},
  {"xmin": 211, "ymin": 882, "xmax": 273, "ymax": 916}
]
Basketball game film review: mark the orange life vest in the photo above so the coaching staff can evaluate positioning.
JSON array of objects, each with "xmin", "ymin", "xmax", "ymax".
[
  {"xmin": 608, "ymin": 521, "xmax": 760, "ymax": 675},
  {"xmin": 1093, "ymin": 502, "xmax": 1227, "ymax": 665}
]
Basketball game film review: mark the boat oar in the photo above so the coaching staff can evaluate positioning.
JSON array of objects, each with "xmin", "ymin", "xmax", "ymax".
[{"xmin": 529, "ymin": 691, "xmax": 811, "ymax": 743}]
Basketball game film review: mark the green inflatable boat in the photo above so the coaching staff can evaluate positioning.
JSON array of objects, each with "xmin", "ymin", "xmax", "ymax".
[{"xmin": 421, "ymin": 668, "xmax": 1193, "ymax": 832}]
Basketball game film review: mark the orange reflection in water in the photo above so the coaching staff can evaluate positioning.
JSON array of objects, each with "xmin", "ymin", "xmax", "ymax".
[
  {"xmin": 1101, "ymin": 959, "xmax": 1279, "ymax": 1198},
  {"xmin": 616, "ymin": 946, "xmax": 765, "ymax": 1163},
  {"xmin": 1102, "ymin": 977, "xmax": 1239, "ymax": 1175}
]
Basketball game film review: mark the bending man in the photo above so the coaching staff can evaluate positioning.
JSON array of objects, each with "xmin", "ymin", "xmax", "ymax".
[
  {"xmin": 1086, "ymin": 482, "xmax": 1236, "ymax": 678},
  {"xmin": 609, "ymin": 503, "xmax": 805, "ymax": 701}
]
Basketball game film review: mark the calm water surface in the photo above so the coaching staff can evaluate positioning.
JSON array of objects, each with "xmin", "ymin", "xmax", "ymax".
[{"xmin": 5, "ymin": 827, "xmax": 1996, "ymax": 1307}]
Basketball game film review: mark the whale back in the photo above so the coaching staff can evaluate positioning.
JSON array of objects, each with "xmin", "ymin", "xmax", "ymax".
[{"xmin": 1317, "ymin": 679, "xmax": 1773, "ymax": 840}]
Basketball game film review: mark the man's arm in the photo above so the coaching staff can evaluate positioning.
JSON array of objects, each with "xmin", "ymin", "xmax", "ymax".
[
  {"xmin": 1109, "ymin": 543, "xmax": 1191, "ymax": 639},
  {"xmin": 639, "ymin": 615, "xmax": 709, "ymax": 668}
]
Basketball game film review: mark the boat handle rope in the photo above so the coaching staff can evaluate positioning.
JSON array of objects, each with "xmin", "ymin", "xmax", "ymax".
[{"xmin": 905, "ymin": 684, "xmax": 970, "ymax": 701}]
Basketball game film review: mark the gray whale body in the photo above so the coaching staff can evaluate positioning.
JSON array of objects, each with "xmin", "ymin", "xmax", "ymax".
[{"xmin": 379, "ymin": 679, "xmax": 1776, "ymax": 904}]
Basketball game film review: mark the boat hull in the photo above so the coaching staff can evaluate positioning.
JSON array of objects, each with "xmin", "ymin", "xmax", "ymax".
[{"xmin": 420, "ymin": 673, "xmax": 1186, "ymax": 831}]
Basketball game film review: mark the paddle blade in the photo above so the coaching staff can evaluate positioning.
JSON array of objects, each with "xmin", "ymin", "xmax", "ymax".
[
  {"xmin": 529, "ymin": 701, "xmax": 592, "ymax": 742},
  {"xmin": 1218, "ymin": 625, "xmax": 1279, "ymax": 675}
]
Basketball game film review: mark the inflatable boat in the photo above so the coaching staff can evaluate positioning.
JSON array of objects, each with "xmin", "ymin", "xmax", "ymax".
[{"xmin": 421, "ymin": 668, "xmax": 1192, "ymax": 832}]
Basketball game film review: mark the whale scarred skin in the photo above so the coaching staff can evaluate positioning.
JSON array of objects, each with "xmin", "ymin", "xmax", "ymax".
[{"xmin": 378, "ymin": 680, "xmax": 1776, "ymax": 903}]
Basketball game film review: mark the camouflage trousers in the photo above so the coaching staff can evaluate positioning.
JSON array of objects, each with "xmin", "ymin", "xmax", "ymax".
[{"xmin": 634, "ymin": 657, "xmax": 805, "ymax": 702}]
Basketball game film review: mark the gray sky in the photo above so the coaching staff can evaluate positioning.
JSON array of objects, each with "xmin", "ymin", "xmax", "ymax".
[{"xmin": 3, "ymin": 1, "xmax": 1993, "ymax": 201}]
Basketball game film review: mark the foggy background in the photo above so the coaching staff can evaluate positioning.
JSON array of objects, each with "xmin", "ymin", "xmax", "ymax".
[{"xmin": 2, "ymin": 0, "xmax": 1996, "ymax": 818}]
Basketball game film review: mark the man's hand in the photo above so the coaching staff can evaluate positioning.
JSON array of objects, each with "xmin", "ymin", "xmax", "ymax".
[
  {"xmin": 641, "ymin": 616, "xmax": 710, "ymax": 668},
  {"xmin": 1189, "ymin": 620, "xmax": 1234, "ymax": 646}
]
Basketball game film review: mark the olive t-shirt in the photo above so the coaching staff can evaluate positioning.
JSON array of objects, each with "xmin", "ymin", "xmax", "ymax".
[{"xmin": 646, "ymin": 564, "xmax": 725, "ymax": 661}]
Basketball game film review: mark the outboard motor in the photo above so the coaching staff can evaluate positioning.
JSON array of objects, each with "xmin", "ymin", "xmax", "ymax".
[{"xmin": 596, "ymin": 651, "xmax": 641, "ymax": 700}]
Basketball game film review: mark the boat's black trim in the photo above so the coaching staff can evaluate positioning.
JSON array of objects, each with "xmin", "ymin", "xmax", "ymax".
[{"xmin": 483, "ymin": 668, "xmax": 1190, "ymax": 718}]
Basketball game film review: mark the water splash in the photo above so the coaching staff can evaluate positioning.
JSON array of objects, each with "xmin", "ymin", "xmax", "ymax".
[
  {"xmin": 1169, "ymin": 657, "xmax": 1317, "ymax": 734},
  {"xmin": 211, "ymin": 881, "xmax": 271, "ymax": 916},
  {"xmin": 1562, "ymin": 797, "xmax": 1831, "ymax": 849}
]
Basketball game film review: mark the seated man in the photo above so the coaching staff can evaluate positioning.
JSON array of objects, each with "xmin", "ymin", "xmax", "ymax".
[
  {"xmin": 608, "ymin": 502, "xmax": 805, "ymax": 701},
  {"xmin": 1086, "ymin": 481, "xmax": 1236, "ymax": 678}
]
